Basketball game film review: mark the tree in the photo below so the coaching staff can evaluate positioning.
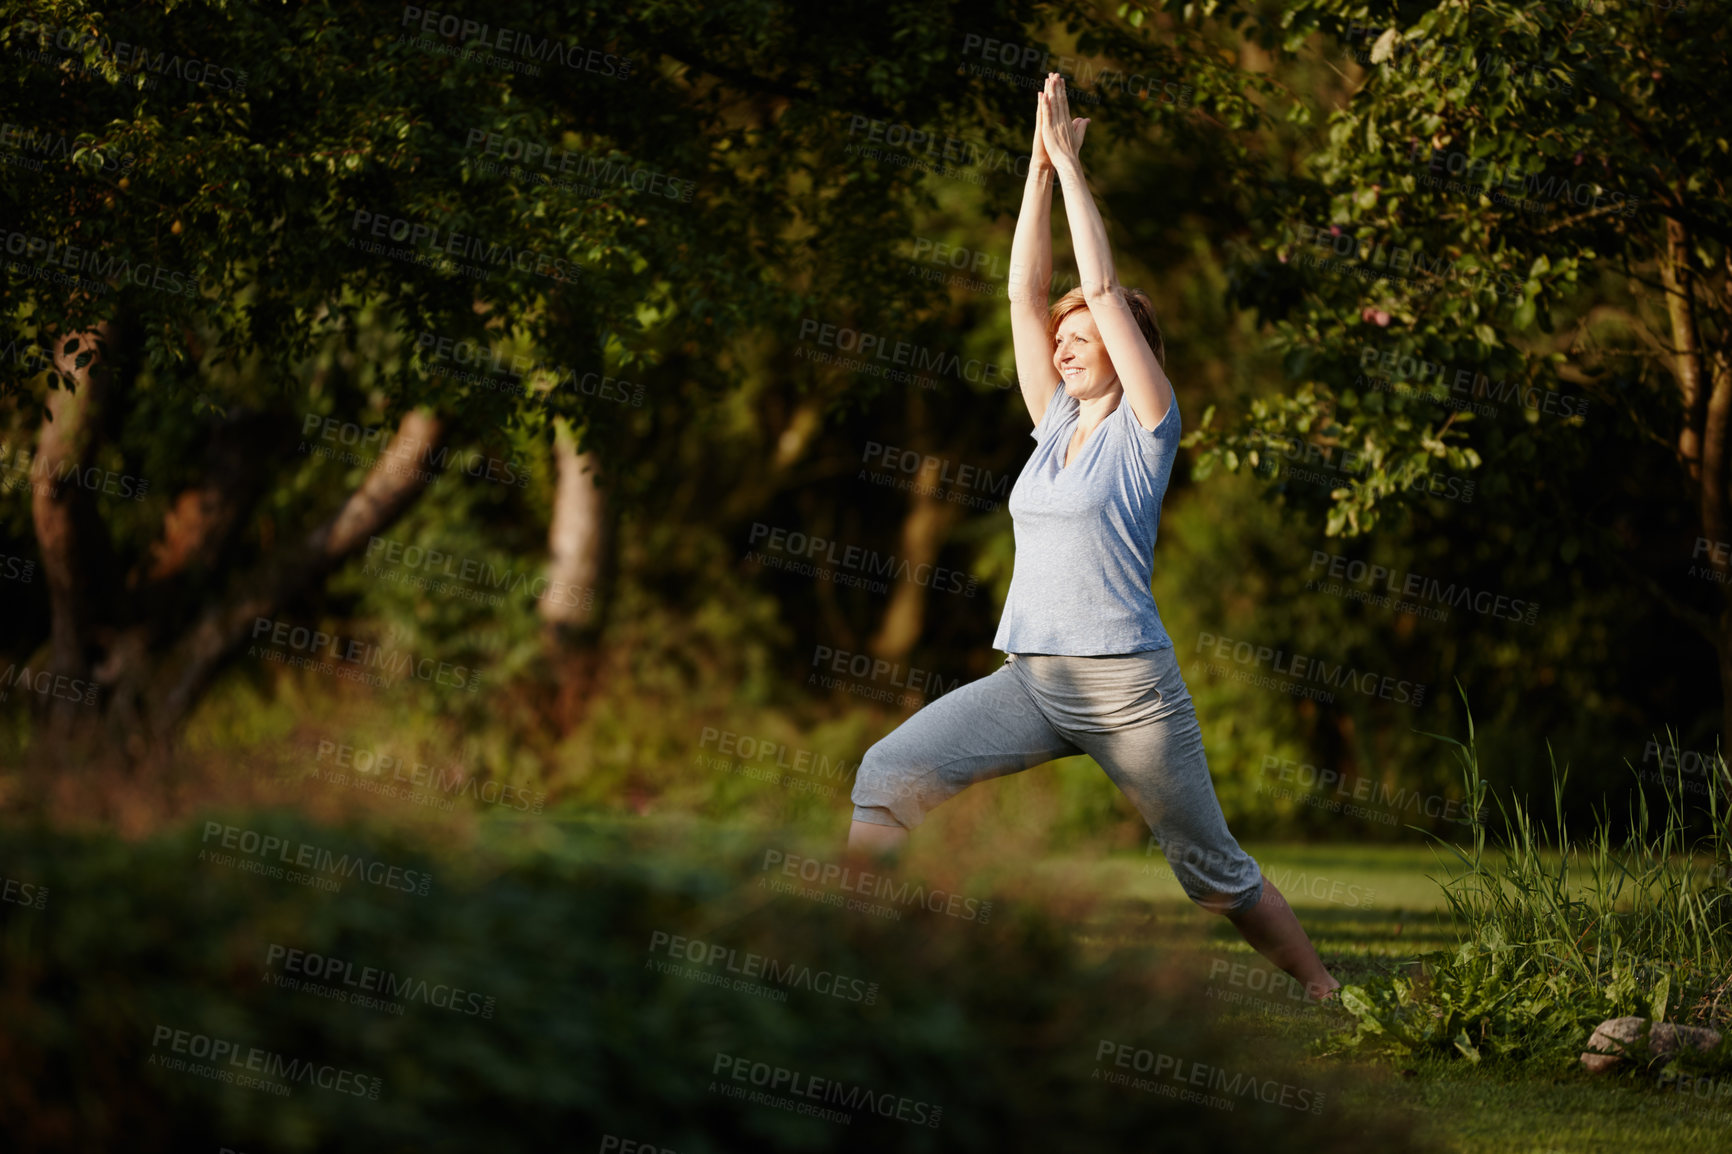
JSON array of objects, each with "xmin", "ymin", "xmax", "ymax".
[
  {"xmin": 1154, "ymin": 0, "xmax": 1732, "ymax": 749},
  {"xmin": 9, "ymin": 0, "xmax": 1174, "ymax": 746}
]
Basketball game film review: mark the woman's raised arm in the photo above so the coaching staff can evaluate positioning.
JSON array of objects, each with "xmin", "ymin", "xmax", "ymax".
[
  {"xmin": 1041, "ymin": 76, "xmax": 1173, "ymax": 432},
  {"xmin": 1008, "ymin": 79, "xmax": 1085, "ymax": 428}
]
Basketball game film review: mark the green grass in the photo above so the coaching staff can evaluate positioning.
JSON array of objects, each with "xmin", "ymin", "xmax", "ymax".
[{"xmin": 1022, "ymin": 840, "xmax": 1732, "ymax": 1153}]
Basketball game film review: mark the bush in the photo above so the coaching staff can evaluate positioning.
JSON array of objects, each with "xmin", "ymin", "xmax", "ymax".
[
  {"xmin": 0, "ymin": 809, "xmax": 1424, "ymax": 1152},
  {"xmin": 1335, "ymin": 690, "xmax": 1732, "ymax": 1068}
]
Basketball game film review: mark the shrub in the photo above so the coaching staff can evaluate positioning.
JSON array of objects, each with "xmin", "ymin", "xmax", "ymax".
[
  {"xmin": 0, "ymin": 810, "xmax": 1421, "ymax": 1152},
  {"xmin": 1335, "ymin": 688, "xmax": 1732, "ymax": 1068}
]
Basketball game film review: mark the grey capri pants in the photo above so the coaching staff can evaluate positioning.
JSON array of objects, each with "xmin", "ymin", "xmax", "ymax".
[{"xmin": 850, "ymin": 646, "xmax": 1265, "ymax": 914}]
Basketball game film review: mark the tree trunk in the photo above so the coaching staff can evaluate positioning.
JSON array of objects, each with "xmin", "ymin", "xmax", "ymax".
[
  {"xmin": 31, "ymin": 320, "xmax": 129, "ymax": 735},
  {"xmin": 1665, "ymin": 217, "xmax": 1709, "ymax": 491},
  {"xmin": 542, "ymin": 418, "xmax": 605, "ymax": 633},
  {"xmin": 1713, "ymin": 253, "xmax": 1732, "ymax": 764},
  {"xmin": 866, "ymin": 467, "xmax": 964, "ymax": 663},
  {"xmin": 541, "ymin": 417, "xmax": 608, "ymax": 730},
  {"xmin": 1664, "ymin": 224, "xmax": 1732, "ymax": 761}
]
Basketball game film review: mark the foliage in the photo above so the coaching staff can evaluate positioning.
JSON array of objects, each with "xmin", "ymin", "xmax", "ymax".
[
  {"xmin": 0, "ymin": 810, "xmax": 1421, "ymax": 1153},
  {"xmin": 1334, "ymin": 686, "xmax": 1732, "ymax": 1067}
]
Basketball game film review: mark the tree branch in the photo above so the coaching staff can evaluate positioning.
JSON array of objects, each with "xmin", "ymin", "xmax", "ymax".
[{"xmin": 147, "ymin": 408, "xmax": 446, "ymax": 736}]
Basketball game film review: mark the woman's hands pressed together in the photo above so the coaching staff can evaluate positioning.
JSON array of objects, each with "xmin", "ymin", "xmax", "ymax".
[{"xmin": 1036, "ymin": 73, "xmax": 1088, "ymax": 176}]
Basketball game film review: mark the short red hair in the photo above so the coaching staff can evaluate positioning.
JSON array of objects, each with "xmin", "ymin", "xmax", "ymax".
[{"xmin": 1047, "ymin": 286, "xmax": 1166, "ymax": 370}]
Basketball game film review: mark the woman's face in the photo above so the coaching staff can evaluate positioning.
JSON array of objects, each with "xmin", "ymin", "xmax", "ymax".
[{"xmin": 1052, "ymin": 308, "xmax": 1118, "ymax": 399}]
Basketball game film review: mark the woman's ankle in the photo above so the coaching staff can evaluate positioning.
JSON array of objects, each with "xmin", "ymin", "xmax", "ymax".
[{"xmin": 1306, "ymin": 976, "xmax": 1342, "ymax": 1002}]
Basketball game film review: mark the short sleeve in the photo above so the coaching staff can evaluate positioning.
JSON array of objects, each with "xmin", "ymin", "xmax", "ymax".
[
  {"xmin": 1123, "ymin": 391, "xmax": 1179, "ymax": 458},
  {"xmin": 1030, "ymin": 380, "xmax": 1074, "ymax": 444}
]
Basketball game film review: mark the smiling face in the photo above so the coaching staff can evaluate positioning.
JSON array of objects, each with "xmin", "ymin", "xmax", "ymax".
[{"xmin": 1052, "ymin": 307, "xmax": 1119, "ymax": 400}]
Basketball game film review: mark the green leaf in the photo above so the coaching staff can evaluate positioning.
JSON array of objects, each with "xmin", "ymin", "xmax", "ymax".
[
  {"xmin": 1370, "ymin": 28, "xmax": 1399, "ymax": 65},
  {"xmin": 1338, "ymin": 985, "xmax": 1380, "ymax": 1025}
]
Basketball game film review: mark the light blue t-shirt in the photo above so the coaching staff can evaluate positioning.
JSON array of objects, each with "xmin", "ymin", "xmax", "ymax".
[{"xmin": 992, "ymin": 379, "xmax": 1180, "ymax": 656}]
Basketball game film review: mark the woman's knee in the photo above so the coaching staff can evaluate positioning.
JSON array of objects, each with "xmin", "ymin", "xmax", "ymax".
[
  {"xmin": 1161, "ymin": 839, "xmax": 1263, "ymax": 914},
  {"xmin": 854, "ymin": 738, "xmax": 913, "ymax": 794},
  {"xmin": 850, "ymin": 740, "xmax": 926, "ymax": 820}
]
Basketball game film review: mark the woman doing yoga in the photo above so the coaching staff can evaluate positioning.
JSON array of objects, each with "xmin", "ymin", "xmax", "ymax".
[{"xmin": 847, "ymin": 74, "xmax": 1340, "ymax": 1001}]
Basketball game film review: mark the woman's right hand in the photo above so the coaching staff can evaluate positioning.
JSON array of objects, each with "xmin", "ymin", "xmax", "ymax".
[
  {"xmin": 1032, "ymin": 72, "xmax": 1087, "ymax": 173},
  {"xmin": 1031, "ymin": 84, "xmax": 1053, "ymax": 172}
]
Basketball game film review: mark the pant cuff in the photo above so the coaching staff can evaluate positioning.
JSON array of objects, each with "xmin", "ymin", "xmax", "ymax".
[{"xmin": 850, "ymin": 805, "xmax": 908, "ymax": 829}]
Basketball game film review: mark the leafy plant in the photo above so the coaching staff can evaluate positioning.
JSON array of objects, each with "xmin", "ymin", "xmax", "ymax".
[{"xmin": 1334, "ymin": 684, "xmax": 1732, "ymax": 1066}]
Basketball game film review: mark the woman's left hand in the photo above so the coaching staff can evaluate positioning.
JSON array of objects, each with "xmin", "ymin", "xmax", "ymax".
[{"xmin": 1038, "ymin": 73, "xmax": 1088, "ymax": 170}]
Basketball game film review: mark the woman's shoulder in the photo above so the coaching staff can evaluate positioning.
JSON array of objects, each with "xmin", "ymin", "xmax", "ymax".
[{"xmin": 1117, "ymin": 390, "xmax": 1180, "ymax": 437}]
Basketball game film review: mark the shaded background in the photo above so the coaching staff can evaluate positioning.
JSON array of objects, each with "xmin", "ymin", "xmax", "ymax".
[{"xmin": 2, "ymin": 0, "xmax": 1728, "ymax": 1149}]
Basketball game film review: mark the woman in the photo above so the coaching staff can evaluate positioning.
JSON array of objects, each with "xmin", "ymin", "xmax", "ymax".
[{"xmin": 848, "ymin": 74, "xmax": 1339, "ymax": 1001}]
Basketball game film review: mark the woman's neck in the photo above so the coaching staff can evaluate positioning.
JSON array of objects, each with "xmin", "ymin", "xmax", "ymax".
[{"xmin": 1074, "ymin": 382, "xmax": 1123, "ymax": 430}]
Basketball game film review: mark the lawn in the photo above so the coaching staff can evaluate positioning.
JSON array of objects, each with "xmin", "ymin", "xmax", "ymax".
[
  {"xmin": 470, "ymin": 815, "xmax": 1732, "ymax": 1151},
  {"xmin": 1058, "ymin": 841, "xmax": 1732, "ymax": 1154}
]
